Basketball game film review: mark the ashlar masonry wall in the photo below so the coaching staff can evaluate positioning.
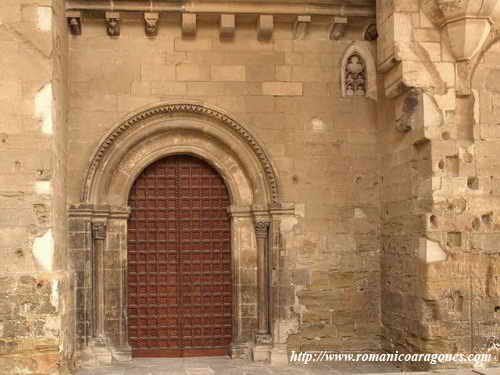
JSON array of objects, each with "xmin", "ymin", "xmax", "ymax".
[
  {"xmin": 67, "ymin": 13, "xmax": 381, "ymax": 354},
  {"xmin": 0, "ymin": 0, "xmax": 73, "ymax": 373}
]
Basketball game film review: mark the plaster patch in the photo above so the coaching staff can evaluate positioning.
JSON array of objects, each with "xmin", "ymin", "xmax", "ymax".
[
  {"xmin": 35, "ymin": 181, "xmax": 52, "ymax": 195},
  {"xmin": 51, "ymin": 280, "xmax": 59, "ymax": 310},
  {"xmin": 354, "ymin": 208, "xmax": 367, "ymax": 218},
  {"xmin": 37, "ymin": 7, "xmax": 52, "ymax": 32},
  {"xmin": 32, "ymin": 229, "xmax": 54, "ymax": 272},
  {"xmin": 293, "ymin": 285, "xmax": 308, "ymax": 325},
  {"xmin": 35, "ymin": 83, "xmax": 53, "ymax": 135},
  {"xmin": 418, "ymin": 238, "xmax": 447, "ymax": 264},
  {"xmin": 44, "ymin": 316, "xmax": 61, "ymax": 337},
  {"xmin": 472, "ymin": 89, "xmax": 480, "ymax": 125},
  {"xmin": 311, "ymin": 117, "xmax": 326, "ymax": 132}
]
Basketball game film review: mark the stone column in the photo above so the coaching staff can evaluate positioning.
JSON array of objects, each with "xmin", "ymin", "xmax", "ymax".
[
  {"xmin": 91, "ymin": 222, "xmax": 108, "ymax": 348},
  {"xmin": 255, "ymin": 220, "xmax": 271, "ymax": 339},
  {"xmin": 253, "ymin": 219, "xmax": 272, "ymax": 361}
]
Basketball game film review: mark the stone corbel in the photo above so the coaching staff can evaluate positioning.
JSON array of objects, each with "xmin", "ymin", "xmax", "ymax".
[
  {"xmin": 144, "ymin": 12, "xmax": 159, "ymax": 37},
  {"xmin": 182, "ymin": 13, "xmax": 197, "ymax": 37},
  {"xmin": 67, "ymin": 11, "xmax": 82, "ymax": 35},
  {"xmin": 441, "ymin": 16, "xmax": 493, "ymax": 62},
  {"xmin": 258, "ymin": 15, "xmax": 274, "ymax": 40},
  {"xmin": 293, "ymin": 15, "xmax": 311, "ymax": 40},
  {"xmin": 105, "ymin": 12, "xmax": 120, "ymax": 36},
  {"xmin": 220, "ymin": 14, "xmax": 235, "ymax": 39},
  {"xmin": 329, "ymin": 16, "xmax": 348, "ymax": 40},
  {"xmin": 396, "ymin": 87, "xmax": 421, "ymax": 133}
]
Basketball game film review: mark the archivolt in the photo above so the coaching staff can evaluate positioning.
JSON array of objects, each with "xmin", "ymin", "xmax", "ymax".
[{"xmin": 81, "ymin": 102, "xmax": 280, "ymax": 204}]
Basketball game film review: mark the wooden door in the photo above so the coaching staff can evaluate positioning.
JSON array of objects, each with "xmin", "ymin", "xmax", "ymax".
[{"xmin": 127, "ymin": 155, "xmax": 232, "ymax": 357}]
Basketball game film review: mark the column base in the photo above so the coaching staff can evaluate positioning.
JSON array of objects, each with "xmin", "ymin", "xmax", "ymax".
[
  {"xmin": 252, "ymin": 344, "xmax": 272, "ymax": 362},
  {"xmin": 230, "ymin": 343, "xmax": 250, "ymax": 360},
  {"xmin": 270, "ymin": 344, "xmax": 289, "ymax": 367},
  {"xmin": 79, "ymin": 338, "xmax": 113, "ymax": 368},
  {"xmin": 111, "ymin": 344, "xmax": 132, "ymax": 362},
  {"xmin": 255, "ymin": 333, "xmax": 272, "ymax": 345}
]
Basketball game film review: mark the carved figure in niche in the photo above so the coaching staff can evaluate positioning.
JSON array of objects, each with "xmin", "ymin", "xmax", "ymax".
[{"xmin": 345, "ymin": 54, "xmax": 366, "ymax": 96}]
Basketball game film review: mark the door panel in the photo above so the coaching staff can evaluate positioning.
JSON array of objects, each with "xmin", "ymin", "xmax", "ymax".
[{"xmin": 127, "ymin": 155, "xmax": 232, "ymax": 357}]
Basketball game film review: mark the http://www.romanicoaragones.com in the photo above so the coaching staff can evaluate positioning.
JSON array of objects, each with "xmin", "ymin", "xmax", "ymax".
[{"xmin": 289, "ymin": 351, "xmax": 493, "ymax": 365}]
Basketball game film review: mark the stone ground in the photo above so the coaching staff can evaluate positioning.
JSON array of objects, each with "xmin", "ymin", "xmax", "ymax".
[{"xmin": 76, "ymin": 356, "xmax": 500, "ymax": 375}]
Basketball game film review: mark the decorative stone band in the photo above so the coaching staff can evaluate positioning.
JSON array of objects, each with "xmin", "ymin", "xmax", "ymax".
[
  {"xmin": 81, "ymin": 103, "xmax": 281, "ymax": 205},
  {"xmin": 255, "ymin": 221, "xmax": 270, "ymax": 239}
]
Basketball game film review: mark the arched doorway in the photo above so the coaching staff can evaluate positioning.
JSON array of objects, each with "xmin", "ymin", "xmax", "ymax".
[{"xmin": 127, "ymin": 155, "xmax": 232, "ymax": 357}]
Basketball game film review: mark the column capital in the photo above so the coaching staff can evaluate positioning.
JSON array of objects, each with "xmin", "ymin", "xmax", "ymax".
[
  {"xmin": 254, "ymin": 221, "xmax": 270, "ymax": 239},
  {"xmin": 92, "ymin": 222, "xmax": 107, "ymax": 240}
]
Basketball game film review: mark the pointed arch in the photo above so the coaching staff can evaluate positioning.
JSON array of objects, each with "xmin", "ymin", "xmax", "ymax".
[{"xmin": 341, "ymin": 42, "xmax": 378, "ymax": 101}]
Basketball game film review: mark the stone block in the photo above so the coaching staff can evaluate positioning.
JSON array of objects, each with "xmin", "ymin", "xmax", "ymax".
[
  {"xmin": 176, "ymin": 64, "xmax": 211, "ymax": 81},
  {"xmin": 262, "ymin": 82, "xmax": 302, "ymax": 96},
  {"xmin": 211, "ymin": 65, "xmax": 245, "ymax": 81},
  {"xmin": 175, "ymin": 38, "xmax": 212, "ymax": 52}
]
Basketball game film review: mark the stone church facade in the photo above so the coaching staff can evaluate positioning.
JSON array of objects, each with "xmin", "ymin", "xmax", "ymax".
[{"xmin": 1, "ymin": 0, "xmax": 500, "ymax": 373}]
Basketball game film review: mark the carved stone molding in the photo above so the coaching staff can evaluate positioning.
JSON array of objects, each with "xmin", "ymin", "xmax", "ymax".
[
  {"xmin": 82, "ymin": 103, "xmax": 281, "ymax": 204},
  {"xmin": 105, "ymin": 12, "xmax": 120, "ymax": 36}
]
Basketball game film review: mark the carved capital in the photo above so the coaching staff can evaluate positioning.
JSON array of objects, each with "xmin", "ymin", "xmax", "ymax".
[
  {"xmin": 255, "ymin": 221, "xmax": 270, "ymax": 239},
  {"xmin": 92, "ymin": 222, "xmax": 107, "ymax": 240},
  {"xmin": 144, "ymin": 12, "xmax": 159, "ymax": 37},
  {"xmin": 105, "ymin": 12, "xmax": 120, "ymax": 36}
]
